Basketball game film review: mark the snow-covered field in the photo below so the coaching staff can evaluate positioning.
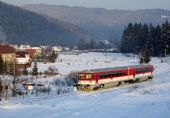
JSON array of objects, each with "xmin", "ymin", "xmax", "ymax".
[{"xmin": 1, "ymin": 52, "xmax": 170, "ymax": 118}]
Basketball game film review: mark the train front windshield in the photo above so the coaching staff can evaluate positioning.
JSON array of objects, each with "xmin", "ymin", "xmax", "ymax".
[{"xmin": 79, "ymin": 73, "xmax": 92, "ymax": 79}]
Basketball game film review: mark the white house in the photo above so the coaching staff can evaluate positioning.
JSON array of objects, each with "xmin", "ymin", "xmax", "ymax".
[
  {"xmin": 16, "ymin": 51, "xmax": 32, "ymax": 68},
  {"xmin": 52, "ymin": 46, "xmax": 63, "ymax": 52}
]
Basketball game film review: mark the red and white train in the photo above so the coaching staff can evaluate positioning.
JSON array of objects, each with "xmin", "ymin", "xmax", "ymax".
[{"xmin": 76, "ymin": 64, "xmax": 154, "ymax": 90}]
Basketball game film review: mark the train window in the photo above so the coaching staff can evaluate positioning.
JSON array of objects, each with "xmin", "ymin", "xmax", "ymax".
[
  {"xmin": 99, "ymin": 75, "xmax": 103, "ymax": 79},
  {"xmin": 119, "ymin": 72, "xmax": 123, "ymax": 76},
  {"xmin": 117, "ymin": 72, "xmax": 120, "ymax": 76},
  {"xmin": 99, "ymin": 71, "xmax": 128, "ymax": 79},
  {"xmin": 144, "ymin": 68, "xmax": 150, "ymax": 72},
  {"xmin": 86, "ymin": 74, "xmax": 92, "ymax": 79},
  {"xmin": 136, "ymin": 69, "xmax": 143, "ymax": 74},
  {"xmin": 99, "ymin": 74, "xmax": 107, "ymax": 79},
  {"xmin": 136, "ymin": 68, "xmax": 151, "ymax": 74},
  {"xmin": 136, "ymin": 70, "xmax": 139, "ymax": 74},
  {"xmin": 122, "ymin": 72, "xmax": 126, "ymax": 76},
  {"xmin": 143, "ymin": 68, "xmax": 146, "ymax": 72},
  {"xmin": 115, "ymin": 72, "xmax": 119, "ymax": 76},
  {"xmin": 100, "ymin": 75, "xmax": 105, "ymax": 79},
  {"xmin": 79, "ymin": 74, "xmax": 85, "ymax": 79},
  {"xmin": 108, "ymin": 74, "xmax": 112, "ymax": 77},
  {"xmin": 103, "ymin": 74, "xmax": 108, "ymax": 78},
  {"xmin": 112, "ymin": 72, "xmax": 115, "ymax": 77}
]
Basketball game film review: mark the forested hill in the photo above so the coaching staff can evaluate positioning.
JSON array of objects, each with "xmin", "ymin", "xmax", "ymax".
[
  {"xmin": 24, "ymin": 4, "xmax": 170, "ymax": 41},
  {"xmin": 0, "ymin": 2, "xmax": 86, "ymax": 46}
]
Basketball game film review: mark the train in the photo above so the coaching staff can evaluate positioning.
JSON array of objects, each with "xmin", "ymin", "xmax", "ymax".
[{"xmin": 76, "ymin": 64, "xmax": 154, "ymax": 91}]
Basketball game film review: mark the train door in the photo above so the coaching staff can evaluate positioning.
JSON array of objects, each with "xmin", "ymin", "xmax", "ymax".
[
  {"xmin": 128, "ymin": 68, "xmax": 135, "ymax": 79},
  {"xmin": 132, "ymin": 69, "xmax": 135, "ymax": 78},
  {"xmin": 95, "ymin": 73, "xmax": 99, "ymax": 84}
]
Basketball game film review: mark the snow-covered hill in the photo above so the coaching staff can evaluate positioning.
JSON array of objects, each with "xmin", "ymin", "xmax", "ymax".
[{"xmin": 0, "ymin": 52, "xmax": 170, "ymax": 118}]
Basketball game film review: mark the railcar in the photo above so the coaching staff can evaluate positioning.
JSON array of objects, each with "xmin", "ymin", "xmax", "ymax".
[{"xmin": 76, "ymin": 65, "xmax": 154, "ymax": 91}]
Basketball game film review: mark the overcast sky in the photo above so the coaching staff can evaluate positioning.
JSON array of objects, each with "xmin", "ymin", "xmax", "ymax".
[{"xmin": 1, "ymin": 0, "xmax": 170, "ymax": 10}]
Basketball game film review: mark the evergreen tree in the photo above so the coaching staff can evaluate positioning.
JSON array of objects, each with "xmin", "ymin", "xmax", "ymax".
[
  {"xmin": 0, "ymin": 55, "xmax": 4, "ymax": 74},
  {"xmin": 139, "ymin": 48, "xmax": 151, "ymax": 64},
  {"xmin": 49, "ymin": 50, "xmax": 58, "ymax": 63},
  {"xmin": 120, "ymin": 26, "xmax": 127, "ymax": 52},
  {"xmin": 78, "ymin": 38, "xmax": 89, "ymax": 50},
  {"xmin": 23, "ymin": 65, "xmax": 28, "ymax": 75},
  {"xmin": 160, "ymin": 20, "xmax": 170, "ymax": 56},
  {"xmin": 121, "ymin": 23, "xmax": 135, "ymax": 53},
  {"xmin": 133, "ymin": 23, "xmax": 142, "ymax": 54},
  {"xmin": 90, "ymin": 38, "xmax": 94, "ymax": 49},
  {"xmin": 153, "ymin": 25, "xmax": 161, "ymax": 56},
  {"xmin": 32, "ymin": 62, "xmax": 38, "ymax": 76},
  {"xmin": 140, "ymin": 24, "xmax": 149, "ymax": 49},
  {"xmin": 145, "ymin": 24, "xmax": 155, "ymax": 55}
]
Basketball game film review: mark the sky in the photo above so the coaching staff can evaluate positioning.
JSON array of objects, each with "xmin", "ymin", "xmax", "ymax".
[{"xmin": 1, "ymin": 0, "xmax": 170, "ymax": 10}]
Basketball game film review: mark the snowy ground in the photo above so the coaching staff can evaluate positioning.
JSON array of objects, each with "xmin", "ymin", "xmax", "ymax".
[{"xmin": 0, "ymin": 52, "xmax": 170, "ymax": 118}]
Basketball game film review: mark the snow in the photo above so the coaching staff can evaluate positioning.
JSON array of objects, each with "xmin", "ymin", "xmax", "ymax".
[
  {"xmin": 161, "ymin": 15, "xmax": 170, "ymax": 19},
  {"xmin": 1, "ymin": 52, "xmax": 170, "ymax": 118},
  {"xmin": 36, "ymin": 52, "xmax": 138, "ymax": 75}
]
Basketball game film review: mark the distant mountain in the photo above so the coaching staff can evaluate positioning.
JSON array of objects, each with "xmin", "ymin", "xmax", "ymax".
[
  {"xmin": 24, "ymin": 4, "xmax": 170, "ymax": 41},
  {"xmin": 0, "ymin": 2, "xmax": 86, "ymax": 46}
]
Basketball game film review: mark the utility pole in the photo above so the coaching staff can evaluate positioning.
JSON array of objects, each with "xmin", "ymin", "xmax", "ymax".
[
  {"xmin": 32, "ymin": 61, "xmax": 38, "ymax": 97},
  {"xmin": 12, "ymin": 59, "xmax": 16, "ymax": 97},
  {"xmin": 0, "ymin": 77, "xmax": 2, "ymax": 101},
  {"xmin": 36, "ymin": 76, "xmax": 38, "ymax": 97},
  {"xmin": 4, "ymin": 74, "xmax": 8, "ymax": 101}
]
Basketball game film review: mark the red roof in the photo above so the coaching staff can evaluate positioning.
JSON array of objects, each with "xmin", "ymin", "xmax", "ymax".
[
  {"xmin": 25, "ymin": 49, "xmax": 36, "ymax": 57},
  {"xmin": 0, "ymin": 44, "xmax": 15, "ymax": 54}
]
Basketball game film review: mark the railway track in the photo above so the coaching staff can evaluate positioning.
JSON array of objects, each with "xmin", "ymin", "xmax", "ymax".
[{"xmin": 0, "ymin": 68, "xmax": 170, "ymax": 106}]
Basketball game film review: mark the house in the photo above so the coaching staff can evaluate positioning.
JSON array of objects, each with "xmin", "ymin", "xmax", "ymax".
[
  {"xmin": 52, "ymin": 46, "xmax": 63, "ymax": 52},
  {"xmin": 16, "ymin": 51, "xmax": 32, "ymax": 68},
  {"xmin": 25, "ymin": 49, "xmax": 36, "ymax": 58},
  {"xmin": 0, "ymin": 44, "xmax": 16, "ymax": 64},
  {"xmin": 19, "ymin": 45, "xmax": 42, "ymax": 57},
  {"xmin": 63, "ymin": 47, "xmax": 70, "ymax": 51},
  {"xmin": 31, "ymin": 47, "xmax": 42, "ymax": 56}
]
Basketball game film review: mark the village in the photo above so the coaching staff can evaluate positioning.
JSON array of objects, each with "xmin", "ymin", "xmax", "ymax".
[
  {"xmin": 0, "ymin": 43, "xmax": 117, "ymax": 69},
  {"xmin": 0, "ymin": 44, "xmax": 70, "ymax": 68},
  {"xmin": 0, "ymin": 43, "xmax": 119, "ymax": 100},
  {"xmin": 0, "ymin": 44, "xmax": 75, "ymax": 100}
]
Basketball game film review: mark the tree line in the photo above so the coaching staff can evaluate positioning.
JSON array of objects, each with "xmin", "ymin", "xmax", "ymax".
[
  {"xmin": 77, "ymin": 38, "xmax": 116, "ymax": 50},
  {"xmin": 120, "ymin": 20, "xmax": 170, "ymax": 56}
]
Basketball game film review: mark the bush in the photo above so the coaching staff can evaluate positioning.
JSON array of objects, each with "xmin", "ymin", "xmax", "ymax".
[
  {"xmin": 65, "ymin": 71, "xmax": 79, "ymax": 86},
  {"xmin": 44, "ymin": 66, "xmax": 59, "ymax": 76}
]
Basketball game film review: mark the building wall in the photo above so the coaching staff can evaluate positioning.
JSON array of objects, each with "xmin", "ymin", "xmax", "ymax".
[
  {"xmin": 32, "ymin": 48, "xmax": 42, "ymax": 56},
  {"xmin": 1, "ymin": 53, "xmax": 16, "ymax": 64}
]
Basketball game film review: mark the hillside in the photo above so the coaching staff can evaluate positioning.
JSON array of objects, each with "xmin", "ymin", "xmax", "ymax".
[
  {"xmin": 0, "ymin": 2, "xmax": 86, "ymax": 46},
  {"xmin": 24, "ymin": 4, "xmax": 170, "ymax": 41}
]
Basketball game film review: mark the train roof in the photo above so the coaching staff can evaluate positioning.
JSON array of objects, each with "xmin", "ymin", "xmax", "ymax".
[{"xmin": 80, "ymin": 64, "xmax": 153, "ymax": 73}]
